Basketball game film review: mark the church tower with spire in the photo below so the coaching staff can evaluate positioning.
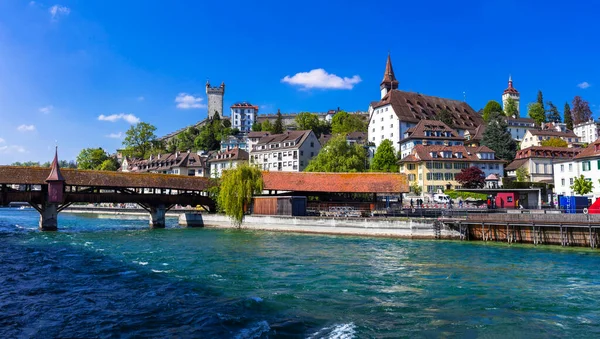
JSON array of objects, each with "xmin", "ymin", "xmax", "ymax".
[
  {"xmin": 380, "ymin": 54, "xmax": 399, "ymax": 99},
  {"xmin": 502, "ymin": 75, "xmax": 520, "ymax": 116}
]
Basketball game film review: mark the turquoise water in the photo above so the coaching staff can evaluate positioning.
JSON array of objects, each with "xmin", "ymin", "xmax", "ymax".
[{"xmin": 1, "ymin": 208, "xmax": 600, "ymax": 338}]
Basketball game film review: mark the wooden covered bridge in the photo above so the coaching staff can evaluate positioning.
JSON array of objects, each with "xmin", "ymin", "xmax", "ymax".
[{"xmin": 0, "ymin": 151, "xmax": 215, "ymax": 230}]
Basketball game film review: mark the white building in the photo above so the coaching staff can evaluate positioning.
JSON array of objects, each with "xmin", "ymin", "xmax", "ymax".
[
  {"xmin": 231, "ymin": 102, "xmax": 258, "ymax": 133},
  {"xmin": 208, "ymin": 147, "xmax": 249, "ymax": 178},
  {"xmin": 399, "ymin": 119, "xmax": 464, "ymax": 159},
  {"xmin": 520, "ymin": 129, "xmax": 580, "ymax": 149},
  {"xmin": 553, "ymin": 139, "xmax": 600, "ymax": 200},
  {"xmin": 502, "ymin": 76, "xmax": 520, "ymax": 116},
  {"xmin": 368, "ymin": 54, "xmax": 483, "ymax": 154},
  {"xmin": 506, "ymin": 117, "xmax": 535, "ymax": 142},
  {"xmin": 574, "ymin": 119, "xmax": 600, "ymax": 144},
  {"xmin": 250, "ymin": 130, "xmax": 320, "ymax": 172},
  {"xmin": 506, "ymin": 146, "xmax": 581, "ymax": 183}
]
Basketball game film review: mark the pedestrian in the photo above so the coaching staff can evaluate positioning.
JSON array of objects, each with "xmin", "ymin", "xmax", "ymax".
[{"xmin": 410, "ymin": 199, "xmax": 414, "ymax": 208}]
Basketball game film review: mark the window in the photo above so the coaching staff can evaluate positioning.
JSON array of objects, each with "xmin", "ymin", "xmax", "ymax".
[
  {"xmin": 561, "ymin": 164, "xmax": 564, "ymax": 172},
  {"xmin": 561, "ymin": 178, "xmax": 565, "ymax": 186},
  {"xmin": 300, "ymin": 151, "xmax": 304, "ymax": 156},
  {"xmin": 583, "ymin": 161, "xmax": 591, "ymax": 171},
  {"xmin": 390, "ymin": 133, "xmax": 393, "ymax": 137},
  {"xmin": 381, "ymin": 126, "xmax": 384, "ymax": 130},
  {"xmin": 408, "ymin": 174, "xmax": 416, "ymax": 181},
  {"xmin": 310, "ymin": 152, "xmax": 314, "ymax": 157},
  {"xmin": 570, "ymin": 178, "xmax": 574, "ymax": 185},
  {"xmin": 407, "ymin": 164, "xmax": 416, "ymax": 170},
  {"xmin": 569, "ymin": 163, "xmax": 573, "ymax": 171},
  {"xmin": 390, "ymin": 124, "xmax": 394, "ymax": 128},
  {"xmin": 310, "ymin": 142, "xmax": 314, "ymax": 147}
]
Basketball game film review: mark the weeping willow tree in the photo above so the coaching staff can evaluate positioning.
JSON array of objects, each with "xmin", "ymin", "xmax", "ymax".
[{"xmin": 217, "ymin": 164, "xmax": 264, "ymax": 227}]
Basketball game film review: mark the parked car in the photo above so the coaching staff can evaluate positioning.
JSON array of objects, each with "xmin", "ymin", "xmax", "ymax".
[{"xmin": 433, "ymin": 194, "xmax": 451, "ymax": 204}]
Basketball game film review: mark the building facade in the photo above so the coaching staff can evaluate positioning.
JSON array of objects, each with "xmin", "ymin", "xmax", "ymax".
[
  {"xmin": 506, "ymin": 117, "xmax": 535, "ymax": 142},
  {"xmin": 520, "ymin": 129, "xmax": 580, "ymax": 149},
  {"xmin": 120, "ymin": 151, "xmax": 209, "ymax": 177},
  {"xmin": 368, "ymin": 54, "xmax": 483, "ymax": 154},
  {"xmin": 502, "ymin": 76, "xmax": 520, "ymax": 116},
  {"xmin": 249, "ymin": 130, "xmax": 320, "ymax": 172},
  {"xmin": 574, "ymin": 119, "xmax": 600, "ymax": 144},
  {"xmin": 206, "ymin": 81, "xmax": 225, "ymax": 118},
  {"xmin": 553, "ymin": 139, "xmax": 600, "ymax": 200},
  {"xmin": 506, "ymin": 146, "xmax": 581, "ymax": 183},
  {"xmin": 231, "ymin": 102, "xmax": 258, "ymax": 133},
  {"xmin": 220, "ymin": 135, "xmax": 249, "ymax": 152},
  {"xmin": 398, "ymin": 145, "xmax": 504, "ymax": 193},
  {"xmin": 208, "ymin": 147, "xmax": 249, "ymax": 178},
  {"xmin": 399, "ymin": 120, "xmax": 465, "ymax": 159}
]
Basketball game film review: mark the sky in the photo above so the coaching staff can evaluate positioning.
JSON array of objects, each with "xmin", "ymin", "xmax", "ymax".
[{"xmin": 0, "ymin": 0, "xmax": 599, "ymax": 164}]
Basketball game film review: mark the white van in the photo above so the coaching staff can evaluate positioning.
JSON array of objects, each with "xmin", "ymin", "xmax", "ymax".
[{"xmin": 433, "ymin": 194, "xmax": 451, "ymax": 204}]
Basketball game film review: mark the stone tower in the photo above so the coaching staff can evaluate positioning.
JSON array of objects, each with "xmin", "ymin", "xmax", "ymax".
[
  {"xmin": 206, "ymin": 81, "xmax": 225, "ymax": 119},
  {"xmin": 502, "ymin": 75, "xmax": 520, "ymax": 117},
  {"xmin": 380, "ymin": 53, "xmax": 399, "ymax": 99}
]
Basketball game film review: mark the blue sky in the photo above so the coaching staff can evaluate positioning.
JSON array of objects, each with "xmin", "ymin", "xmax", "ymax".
[{"xmin": 0, "ymin": 0, "xmax": 598, "ymax": 164}]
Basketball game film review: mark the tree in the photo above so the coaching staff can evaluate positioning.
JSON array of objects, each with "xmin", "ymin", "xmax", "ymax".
[
  {"xmin": 123, "ymin": 122, "xmax": 158, "ymax": 159},
  {"xmin": 59, "ymin": 160, "xmax": 77, "ymax": 169},
  {"xmin": 482, "ymin": 100, "xmax": 503, "ymax": 122},
  {"xmin": 273, "ymin": 109, "xmax": 284, "ymax": 134},
  {"xmin": 194, "ymin": 113, "xmax": 233, "ymax": 151},
  {"xmin": 371, "ymin": 139, "xmax": 398, "ymax": 172},
  {"xmin": 564, "ymin": 102, "xmax": 574, "ymax": 130},
  {"xmin": 571, "ymin": 96, "xmax": 593, "ymax": 125},
  {"xmin": 481, "ymin": 112, "xmax": 517, "ymax": 161},
  {"xmin": 515, "ymin": 166, "xmax": 529, "ymax": 182},
  {"xmin": 304, "ymin": 134, "xmax": 367, "ymax": 172},
  {"xmin": 331, "ymin": 111, "xmax": 367, "ymax": 135},
  {"xmin": 455, "ymin": 166, "xmax": 485, "ymax": 189},
  {"xmin": 571, "ymin": 175, "xmax": 593, "ymax": 196},
  {"xmin": 540, "ymin": 137, "xmax": 568, "ymax": 148},
  {"xmin": 98, "ymin": 158, "xmax": 119, "ymax": 171},
  {"xmin": 251, "ymin": 121, "xmax": 262, "ymax": 132},
  {"xmin": 504, "ymin": 97, "xmax": 518, "ymax": 117},
  {"xmin": 537, "ymin": 90, "xmax": 544, "ymax": 109},
  {"xmin": 217, "ymin": 164, "xmax": 263, "ymax": 227},
  {"xmin": 528, "ymin": 102, "xmax": 546, "ymax": 126},
  {"xmin": 410, "ymin": 182, "xmax": 422, "ymax": 196},
  {"xmin": 295, "ymin": 112, "xmax": 331, "ymax": 137},
  {"xmin": 436, "ymin": 109, "xmax": 454, "ymax": 127},
  {"xmin": 261, "ymin": 120, "xmax": 273, "ymax": 133},
  {"xmin": 176, "ymin": 126, "xmax": 199, "ymax": 152},
  {"xmin": 546, "ymin": 101, "xmax": 561, "ymax": 123},
  {"xmin": 76, "ymin": 148, "xmax": 109, "ymax": 170}
]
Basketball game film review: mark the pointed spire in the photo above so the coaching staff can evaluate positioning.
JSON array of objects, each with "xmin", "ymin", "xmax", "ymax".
[
  {"xmin": 508, "ymin": 75, "xmax": 513, "ymax": 88},
  {"xmin": 46, "ymin": 147, "xmax": 65, "ymax": 182},
  {"xmin": 380, "ymin": 53, "xmax": 399, "ymax": 89}
]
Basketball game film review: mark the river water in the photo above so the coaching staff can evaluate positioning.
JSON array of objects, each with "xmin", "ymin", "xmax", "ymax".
[{"xmin": 1, "ymin": 208, "xmax": 600, "ymax": 338}]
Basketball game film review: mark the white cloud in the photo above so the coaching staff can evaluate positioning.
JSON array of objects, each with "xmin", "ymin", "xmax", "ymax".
[
  {"xmin": 577, "ymin": 82, "xmax": 591, "ymax": 89},
  {"xmin": 49, "ymin": 4, "xmax": 70, "ymax": 20},
  {"xmin": 0, "ymin": 145, "xmax": 26, "ymax": 154},
  {"xmin": 0, "ymin": 137, "xmax": 4, "ymax": 143},
  {"xmin": 175, "ymin": 93, "xmax": 206, "ymax": 109},
  {"xmin": 39, "ymin": 105, "xmax": 54, "ymax": 114},
  {"xmin": 106, "ymin": 132, "xmax": 123, "ymax": 139},
  {"xmin": 17, "ymin": 124, "xmax": 36, "ymax": 132},
  {"xmin": 29, "ymin": 1, "xmax": 37, "ymax": 6},
  {"xmin": 98, "ymin": 113, "xmax": 140, "ymax": 124},
  {"xmin": 137, "ymin": 96, "xmax": 145, "ymax": 101},
  {"xmin": 281, "ymin": 69, "xmax": 362, "ymax": 90}
]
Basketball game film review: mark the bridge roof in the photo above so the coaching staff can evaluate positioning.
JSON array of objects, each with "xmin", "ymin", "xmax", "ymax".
[
  {"xmin": 0, "ymin": 166, "xmax": 211, "ymax": 191},
  {"xmin": 262, "ymin": 172, "xmax": 408, "ymax": 194}
]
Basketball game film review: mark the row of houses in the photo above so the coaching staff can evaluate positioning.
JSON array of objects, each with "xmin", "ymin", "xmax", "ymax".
[{"xmin": 121, "ymin": 130, "xmax": 324, "ymax": 178}]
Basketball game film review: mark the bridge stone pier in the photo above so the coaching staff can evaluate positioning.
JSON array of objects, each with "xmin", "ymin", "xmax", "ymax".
[{"xmin": 0, "ymin": 148, "xmax": 216, "ymax": 231}]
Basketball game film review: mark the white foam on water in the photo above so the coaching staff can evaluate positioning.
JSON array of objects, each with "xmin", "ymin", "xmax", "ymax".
[
  {"xmin": 234, "ymin": 320, "xmax": 270, "ymax": 339},
  {"xmin": 248, "ymin": 296, "xmax": 263, "ymax": 303},
  {"xmin": 151, "ymin": 269, "xmax": 173, "ymax": 273},
  {"xmin": 308, "ymin": 322, "xmax": 356, "ymax": 339}
]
